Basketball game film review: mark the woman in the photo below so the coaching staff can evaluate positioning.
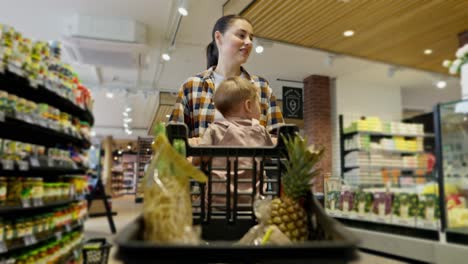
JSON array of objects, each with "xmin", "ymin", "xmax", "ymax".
[{"xmin": 169, "ymin": 15, "xmax": 284, "ymax": 139}]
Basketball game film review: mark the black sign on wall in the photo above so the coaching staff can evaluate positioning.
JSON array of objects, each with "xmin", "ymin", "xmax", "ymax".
[{"xmin": 282, "ymin": 86, "xmax": 303, "ymax": 119}]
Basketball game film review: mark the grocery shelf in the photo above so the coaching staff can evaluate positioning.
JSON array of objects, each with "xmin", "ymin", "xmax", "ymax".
[
  {"xmin": 332, "ymin": 214, "xmax": 438, "ymax": 240},
  {"xmin": 344, "ymin": 165, "xmax": 427, "ymax": 172},
  {"xmin": 0, "ymin": 112, "xmax": 90, "ymax": 148},
  {"xmin": 348, "ymin": 227, "xmax": 468, "ymax": 264},
  {"xmin": 0, "ymin": 198, "xmax": 82, "ymax": 214},
  {"xmin": 0, "ymin": 220, "xmax": 84, "ymax": 255},
  {"xmin": 344, "ymin": 148, "xmax": 425, "ymax": 155},
  {"xmin": 0, "ymin": 160, "xmax": 85, "ymax": 177},
  {"xmin": 343, "ymin": 130, "xmax": 427, "ymax": 138},
  {"xmin": 0, "ymin": 71, "xmax": 94, "ymax": 125}
]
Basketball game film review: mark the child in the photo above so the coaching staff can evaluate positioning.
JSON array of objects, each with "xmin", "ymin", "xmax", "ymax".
[{"xmin": 199, "ymin": 76, "xmax": 274, "ymax": 208}]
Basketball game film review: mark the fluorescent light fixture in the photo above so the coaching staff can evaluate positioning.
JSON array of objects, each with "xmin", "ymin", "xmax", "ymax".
[
  {"xmin": 125, "ymin": 107, "xmax": 132, "ymax": 112},
  {"xmin": 123, "ymin": 112, "xmax": 129, "ymax": 117},
  {"xmin": 123, "ymin": 123, "xmax": 129, "ymax": 128},
  {"xmin": 106, "ymin": 92, "xmax": 114, "ymax": 98},
  {"xmin": 178, "ymin": 0, "xmax": 188, "ymax": 16},
  {"xmin": 424, "ymin": 49, "xmax": 433, "ymax": 55},
  {"xmin": 436, "ymin": 80, "xmax": 447, "ymax": 89},
  {"xmin": 343, "ymin": 30, "xmax": 354, "ymax": 37},
  {"xmin": 124, "ymin": 118, "xmax": 133, "ymax": 123},
  {"xmin": 162, "ymin": 53, "xmax": 171, "ymax": 61}
]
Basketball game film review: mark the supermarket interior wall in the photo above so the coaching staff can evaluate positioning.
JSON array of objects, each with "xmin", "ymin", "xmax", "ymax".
[{"xmin": 401, "ymin": 86, "xmax": 461, "ymax": 112}]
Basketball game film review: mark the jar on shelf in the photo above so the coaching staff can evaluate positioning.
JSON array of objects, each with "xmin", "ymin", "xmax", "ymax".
[
  {"xmin": 0, "ymin": 91, "xmax": 8, "ymax": 112},
  {"xmin": 7, "ymin": 177, "xmax": 23, "ymax": 205},
  {"xmin": 80, "ymin": 121, "xmax": 90, "ymax": 138},
  {"xmin": 16, "ymin": 98, "xmax": 26, "ymax": 114},
  {"xmin": 31, "ymin": 177, "xmax": 43, "ymax": 203},
  {"xmin": 4, "ymin": 221, "xmax": 15, "ymax": 240},
  {"xmin": 0, "ymin": 219, "xmax": 4, "ymax": 242},
  {"xmin": 33, "ymin": 216, "xmax": 42, "ymax": 234},
  {"xmin": 37, "ymin": 103, "xmax": 49, "ymax": 119},
  {"xmin": 24, "ymin": 218, "xmax": 33, "ymax": 236},
  {"xmin": 16, "ymin": 218, "xmax": 25, "ymax": 238},
  {"xmin": 0, "ymin": 176, "xmax": 7, "ymax": 205},
  {"xmin": 7, "ymin": 94, "xmax": 18, "ymax": 114},
  {"xmin": 22, "ymin": 177, "xmax": 34, "ymax": 204}
]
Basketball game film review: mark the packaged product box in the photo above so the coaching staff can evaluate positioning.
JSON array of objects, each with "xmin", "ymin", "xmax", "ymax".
[
  {"xmin": 392, "ymin": 193, "xmax": 418, "ymax": 226},
  {"xmin": 353, "ymin": 191, "xmax": 373, "ymax": 220},
  {"xmin": 325, "ymin": 191, "xmax": 341, "ymax": 216},
  {"xmin": 416, "ymin": 194, "xmax": 440, "ymax": 229},
  {"xmin": 372, "ymin": 192, "xmax": 392, "ymax": 223},
  {"xmin": 340, "ymin": 191, "xmax": 354, "ymax": 217}
]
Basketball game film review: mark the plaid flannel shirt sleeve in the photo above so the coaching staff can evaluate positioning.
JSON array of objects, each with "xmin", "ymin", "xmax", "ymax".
[
  {"xmin": 169, "ymin": 82, "xmax": 190, "ymax": 125},
  {"xmin": 261, "ymin": 79, "xmax": 284, "ymax": 133}
]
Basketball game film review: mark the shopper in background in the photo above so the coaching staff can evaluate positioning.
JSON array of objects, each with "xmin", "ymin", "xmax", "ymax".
[{"xmin": 169, "ymin": 14, "xmax": 284, "ymax": 142}]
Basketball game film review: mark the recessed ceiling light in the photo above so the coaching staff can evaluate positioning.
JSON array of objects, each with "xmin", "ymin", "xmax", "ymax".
[
  {"xmin": 162, "ymin": 53, "xmax": 171, "ymax": 61},
  {"xmin": 343, "ymin": 30, "xmax": 354, "ymax": 37},
  {"xmin": 106, "ymin": 92, "xmax": 114, "ymax": 98},
  {"xmin": 165, "ymin": 114, "xmax": 170, "ymax": 118},
  {"xmin": 178, "ymin": 7, "xmax": 188, "ymax": 16},
  {"xmin": 125, "ymin": 107, "xmax": 132, "ymax": 112},
  {"xmin": 436, "ymin": 80, "xmax": 447, "ymax": 89},
  {"xmin": 424, "ymin": 49, "xmax": 433, "ymax": 55},
  {"xmin": 255, "ymin": 45, "xmax": 264, "ymax": 54},
  {"xmin": 124, "ymin": 118, "xmax": 133, "ymax": 123}
]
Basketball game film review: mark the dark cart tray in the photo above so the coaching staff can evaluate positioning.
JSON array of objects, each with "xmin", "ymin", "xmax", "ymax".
[
  {"xmin": 116, "ymin": 124, "xmax": 359, "ymax": 263},
  {"xmin": 116, "ymin": 196, "xmax": 358, "ymax": 264}
]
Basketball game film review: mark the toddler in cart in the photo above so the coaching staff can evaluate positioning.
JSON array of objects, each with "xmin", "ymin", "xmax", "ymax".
[{"xmin": 197, "ymin": 76, "xmax": 274, "ymax": 211}]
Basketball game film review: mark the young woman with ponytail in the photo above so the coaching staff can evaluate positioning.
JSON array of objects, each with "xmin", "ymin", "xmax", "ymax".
[{"xmin": 169, "ymin": 15, "xmax": 284, "ymax": 140}]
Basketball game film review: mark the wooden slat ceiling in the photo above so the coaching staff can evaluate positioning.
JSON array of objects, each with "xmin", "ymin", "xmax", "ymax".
[{"xmin": 241, "ymin": 0, "xmax": 468, "ymax": 74}]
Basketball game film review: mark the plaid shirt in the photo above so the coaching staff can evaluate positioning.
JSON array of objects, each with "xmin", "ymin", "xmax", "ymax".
[{"xmin": 169, "ymin": 67, "xmax": 284, "ymax": 138}]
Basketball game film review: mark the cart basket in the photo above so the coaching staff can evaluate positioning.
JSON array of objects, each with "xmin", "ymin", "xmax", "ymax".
[
  {"xmin": 83, "ymin": 238, "xmax": 113, "ymax": 264},
  {"xmin": 116, "ymin": 124, "xmax": 359, "ymax": 263}
]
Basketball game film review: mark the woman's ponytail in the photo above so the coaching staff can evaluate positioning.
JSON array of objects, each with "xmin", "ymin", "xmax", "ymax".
[{"xmin": 206, "ymin": 40, "xmax": 218, "ymax": 69}]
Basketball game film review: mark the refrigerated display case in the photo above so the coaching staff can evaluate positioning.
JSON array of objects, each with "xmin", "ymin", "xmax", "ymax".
[{"xmin": 434, "ymin": 99, "xmax": 468, "ymax": 246}]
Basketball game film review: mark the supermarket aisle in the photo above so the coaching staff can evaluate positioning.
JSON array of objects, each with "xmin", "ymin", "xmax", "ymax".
[
  {"xmin": 84, "ymin": 196, "xmax": 408, "ymax": 264},
  {"xmin": 84, "ymin": 195, "xmax": 141, "ymax": 264}
]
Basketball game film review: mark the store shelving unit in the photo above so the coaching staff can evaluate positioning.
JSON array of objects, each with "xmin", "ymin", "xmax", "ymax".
[
  {"xmin": 328, "ymin": 113, "xmax": 468, "ymax": 262},
  {"xmin": 135, "ymin": 137, "xmax": 152, "ymax": 203},
  {"xmin": 111, "ymin": 169, "xmax": 125, "ymax": 197},
  {"xmin": 122, "ymin": 159, "xmax": 136, "ymax": 195},
  {"xmin": 0, "ymin": 69, "xmax": 92, "ymax": 262}
]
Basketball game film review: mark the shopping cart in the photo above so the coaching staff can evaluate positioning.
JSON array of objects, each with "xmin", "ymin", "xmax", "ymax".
[
  {"xmin": 115, "ymin": 124, "xmax": 358, "ymax": 263},
  {"xmin": 82, "ymin": 238, "xmax": 112, "ymax": 264}
]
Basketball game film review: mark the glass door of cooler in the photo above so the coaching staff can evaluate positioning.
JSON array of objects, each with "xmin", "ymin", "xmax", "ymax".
[{"xmin": 434, "ymin": 99, "xmax": 468, "ymax": 245}]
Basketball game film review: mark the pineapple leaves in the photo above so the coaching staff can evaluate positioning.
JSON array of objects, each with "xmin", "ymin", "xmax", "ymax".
[{"xmin": 281, "ymin": 134, "xmax": 324, "ymax": 200}]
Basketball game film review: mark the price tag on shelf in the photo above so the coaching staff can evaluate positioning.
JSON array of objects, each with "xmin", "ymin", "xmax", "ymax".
[
  {"xmin": 55, "ymin": 231, "xmax": 62, "ymax": 240},
  {"xmin": 1, "ymin": 159, "xmax": 14, "ymax": 170},
  {"xmin": 47, "ymin": 158, "xmax": 55, "ymax": 168},
  {"xmin": 0, "ymin": 241, "xmax": 7, "ymax": 254},
  {"xmin": 33, "ymin": 198, "xmax": 44, "ymax": 207},
  {"xmin": 21, "ymin": 198, "xmax": 31, "ymax": 208},
  {"xmin": 18, "ymin": 160, "xmax": 29, "ymax": 171},
  {"xmin": 29, "ymin": 157, "xmax": 40, "ymax": 168},
  {"xmin": 23, "ymin": 235, "xmax": 37, "ymax": 246},
  {"xmin": 0, "ymin": 111, "xmax": 5, "ymax": 122}
]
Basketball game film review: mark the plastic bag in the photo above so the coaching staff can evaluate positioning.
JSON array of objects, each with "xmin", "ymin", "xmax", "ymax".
[
  {"xmin": 237, "ymin": 196, "xmax": 292, "ymax": 246},
  {"xmin": 143, "ymin": 124, "xmax": 207, "ymax": 244}
]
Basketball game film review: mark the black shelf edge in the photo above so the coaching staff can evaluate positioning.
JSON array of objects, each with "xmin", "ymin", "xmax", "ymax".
[
  {"xmin": 333, "ymin": 216, "xmax": 439, "ymax": 241},
  {"xmin": 2, "ymin": 220, "xmax": 84, "ymax": 254},
  {"xmin": 0, "ymin": 114, "xmax": 90, "ymax": 149},
  {"xmin": 0, "ymin": 167, "xmax": 86, "ymax": 177},
  {"xmin": 446, "ymin": 228, "xmax": 468, "ymax": 246},
  {"xmin": 0, "ymin": 198, "xmax": 82, "ymax": 214},
  {"xmin": 0, "ymin": 71, "xmax": 94, "ymax": 125},
  {"xmin": 343, "ymin": 131, "xmax": 427, "ymax": 138}
]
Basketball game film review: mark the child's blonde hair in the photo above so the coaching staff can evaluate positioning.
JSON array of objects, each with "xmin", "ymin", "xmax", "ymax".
[{"xmin": 214, "ymin": 76, "xmax": 259, "ymax": 116}]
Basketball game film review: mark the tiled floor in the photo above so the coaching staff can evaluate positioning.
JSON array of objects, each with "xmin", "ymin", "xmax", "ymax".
[{"xmin": 84, "ymin": 195, "xmax": 409, "ymax": 264}]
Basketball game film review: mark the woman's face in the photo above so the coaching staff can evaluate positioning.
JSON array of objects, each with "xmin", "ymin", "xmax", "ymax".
[{"xmin": 216, "ymin": 19, "xmax": 253, "ymax": 65}]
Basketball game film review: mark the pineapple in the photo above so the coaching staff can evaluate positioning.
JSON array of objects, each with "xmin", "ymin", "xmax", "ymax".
[{"xmin": 267, "ymin": 135, "xmax": 323, "ymax": 242}]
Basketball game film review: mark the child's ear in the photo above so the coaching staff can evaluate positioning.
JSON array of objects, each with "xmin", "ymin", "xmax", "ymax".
[{"xmin": 244, "ymin": 99, "xmax": 252, "ymax": 113}]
